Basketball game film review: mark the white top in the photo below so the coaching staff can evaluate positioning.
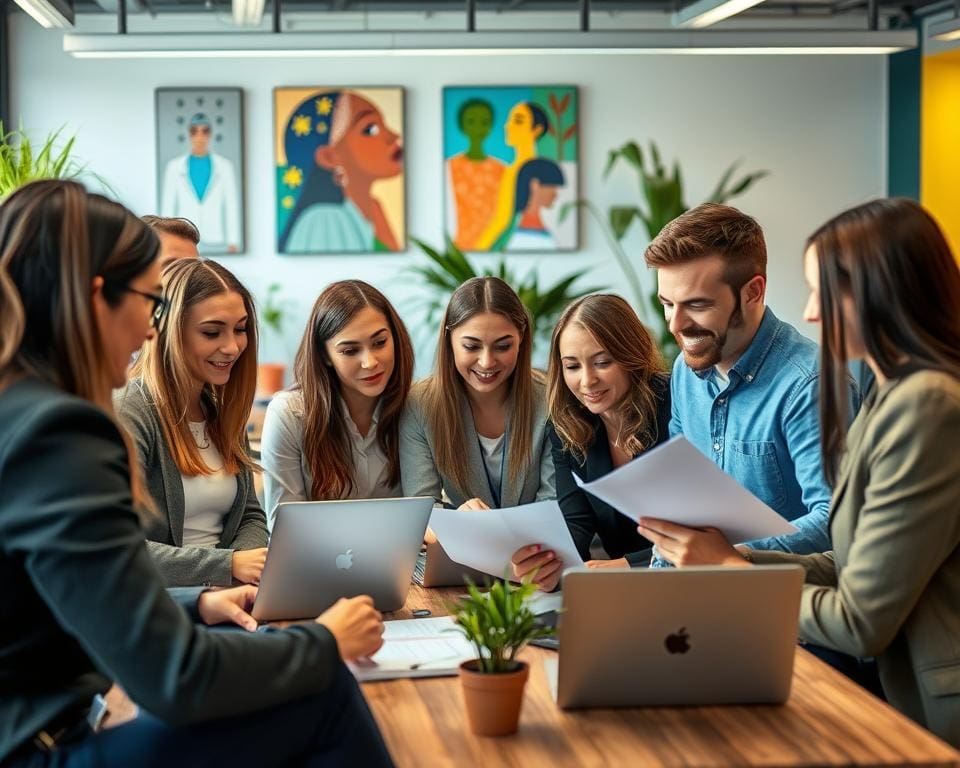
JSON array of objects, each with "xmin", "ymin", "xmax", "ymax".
[
  {"xmin": 180, "ymin": 420, "xmax": 237, "ymax": 547},
  {"xmin": 260, "ymin": 389, "xmax": 400, "ymax": 530},
  {"xmin": 713, "ymin": 367, "xmax": 731, "ymax": 388},
  {"xmin": 476, "ymin": 432, "xmax": 505, "ymax": 504}
]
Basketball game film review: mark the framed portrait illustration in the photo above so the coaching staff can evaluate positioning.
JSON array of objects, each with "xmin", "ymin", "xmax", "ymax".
[
  {"xmin": 443, "ymin": 85, "xmax": 579, "ymax": 253},
  {"xmin": 274, "ymin": 86, "xmax": 405, "ymax": 254},
  {"xmin": 155, "ymin": 87, "xmax": 245, "ymax": 255}
]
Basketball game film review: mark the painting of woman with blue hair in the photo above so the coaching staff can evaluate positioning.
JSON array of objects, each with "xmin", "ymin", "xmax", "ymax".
[{"xmin": 274, "ymin": 87, "xmax": 405, "ymax": 254}]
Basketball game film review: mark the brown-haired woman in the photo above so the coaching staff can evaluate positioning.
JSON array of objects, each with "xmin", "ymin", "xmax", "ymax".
[
  {"xmin": 0, "ymin": 180, "xmax": 391, "ymax": 766},
  {"xmin": 638, "ymin": 199, "xmax": 960, "ymax": 747},
  {"xmin": 400, "ymin": 276, "xmax": 555, "ymax": 515},
  {"xmin": 260, "ymin": 280, "xmax": 414, "ymax": 527},
  {"xmin": 115, "ymin": 258, "xmax": 268, "ymax": 587},
  {"xmin": 511, "ymin": 294, "xmax": 670, "ymax": 591}
]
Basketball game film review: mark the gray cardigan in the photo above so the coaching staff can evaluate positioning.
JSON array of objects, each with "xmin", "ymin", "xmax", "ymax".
[
  {"xmin": 399, "ymin": 378, "xmax": 556, "ymax": 508},
  {"xmin": 114, "ymin": 380, "xmax": 268, "ymax": 587}
]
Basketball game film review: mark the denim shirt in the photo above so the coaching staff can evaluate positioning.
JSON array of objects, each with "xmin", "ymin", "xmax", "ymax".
[{"xmin": 666, "ymin": 307, "xmax": 858, "ymax": 556}]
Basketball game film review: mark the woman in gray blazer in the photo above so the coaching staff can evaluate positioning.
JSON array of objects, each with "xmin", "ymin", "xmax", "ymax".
[
  {"xmin": 638, "ymin": 199, "xmax": 960, "ymax": 748},
  {"xmin": 400, "ymin": 277, "xmax": 555, "ymax": 511},
  {"xmin": 115, "ymin": 258, "xmax": 267, "ymax": 587}
]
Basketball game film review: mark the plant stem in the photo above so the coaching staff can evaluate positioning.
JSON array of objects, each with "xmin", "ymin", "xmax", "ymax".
[{"xmin": 581, "ymin": 201, "xmax": 652, "ymax": 326}]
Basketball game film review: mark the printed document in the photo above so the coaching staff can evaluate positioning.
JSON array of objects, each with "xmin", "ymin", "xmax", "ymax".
[{"xmin": 350, "ymin": 617, "xmax": 476, "ymax": 681}]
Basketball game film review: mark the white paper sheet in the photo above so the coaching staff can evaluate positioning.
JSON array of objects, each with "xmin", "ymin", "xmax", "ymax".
[
  {"xmin": 428, "ymin": 500, "xmax": 585, "ymax": 579},
  {"xmin": 350, "ymin": 617, "xmax": 477, "ymax": 681},
  {"xmin": 573, "ymin": 436, "xmax": 798, "ymax": 544}
]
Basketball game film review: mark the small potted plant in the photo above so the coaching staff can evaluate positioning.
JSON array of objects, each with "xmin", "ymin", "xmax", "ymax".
[
  {"xmin": 450, "ymin": 577, "xmax": 556, "ymax": 737},
  {"xmin": 257, "ymin": 282, "xmax": 290, "ymax": 396}
]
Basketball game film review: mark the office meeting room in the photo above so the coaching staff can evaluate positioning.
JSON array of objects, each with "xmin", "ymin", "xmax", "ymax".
[{"xmin": 3, "ymin": 0, "xmax": 960, "ymax": 764}]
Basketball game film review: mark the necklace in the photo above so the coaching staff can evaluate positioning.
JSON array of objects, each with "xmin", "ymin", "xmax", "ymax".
[{"xmin": 189, "ymin": 421, "xmax": 210, "ymax": 450}]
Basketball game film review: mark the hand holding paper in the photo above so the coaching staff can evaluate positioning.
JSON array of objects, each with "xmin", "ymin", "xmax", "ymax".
[{"xmin": 573, "ymin": 436, "xmax": 797, "ymax": 544}]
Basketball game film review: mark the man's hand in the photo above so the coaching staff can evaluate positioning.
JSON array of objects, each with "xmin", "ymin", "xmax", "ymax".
[
  {"xmin": 637, "ymin": 518, "xmax": 749, "ymax": 568},
  {"xmin": 197, "ymin": 585, "xmax": 259, "ymax": 631},
  {"xmin": 232, "ymin": 547, "xmax": 268, "ymax": 584},
  {"xmin": 510, "ymin": 544, "xmax": 563, "ymax": 592},
  {"xmin": 316, "ymin": 596, "xmax": 384, "ymax": 661}
]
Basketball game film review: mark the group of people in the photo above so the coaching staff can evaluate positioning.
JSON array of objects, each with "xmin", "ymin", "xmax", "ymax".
[{"xmin": 1, "ymin": 179, "xmax": 958, "ymax": 767}]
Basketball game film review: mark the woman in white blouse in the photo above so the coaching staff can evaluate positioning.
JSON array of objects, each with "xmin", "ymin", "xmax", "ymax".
[
  {"xmin": 261, "ymin": 280, "xmax": 415, "ymax": 528},
  {"xmin": 115, "ymin": 258, "xmax": 268, "ymax": 587}
]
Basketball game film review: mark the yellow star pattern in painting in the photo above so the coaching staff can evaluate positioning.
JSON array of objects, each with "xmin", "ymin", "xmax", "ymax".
[
  {"xmin": 282, "ymin": 166, "xmax": 303, "ymax": 188},
  {"xmin": 292, "ymin": 114, "xmax": 312, "ymax": 137},
  {"xmin": 316, "ymin": 97, "xmax": 333, "ymax": 116},
  {"xmin": 281, "ymin": 195, "xmax": 295, "ymax": 209},
  {"xmin": 316, "ymin": 121, "xmax": 328, "ymax": 134}
]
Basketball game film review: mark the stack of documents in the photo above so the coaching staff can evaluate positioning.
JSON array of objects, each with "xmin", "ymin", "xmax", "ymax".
[
  {"xmin": 349, "ymin": 617, "xmax": 477, "ymax": 682},
  {"xmin": 573, "ymin": 436, "xmax": 798, "ymax": 544},
  {"xmin": 428, "ymin": 500, "xmax": 584, "ymax": 578}
]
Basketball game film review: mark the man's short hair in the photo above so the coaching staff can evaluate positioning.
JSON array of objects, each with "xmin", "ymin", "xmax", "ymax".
[
  {"xmin": 644, "ymin": 203, "xmax": 767, "ymax": 292},
  {"xmin": 141, "ymin": 215, "xmax": 200, "ymax": 245}
]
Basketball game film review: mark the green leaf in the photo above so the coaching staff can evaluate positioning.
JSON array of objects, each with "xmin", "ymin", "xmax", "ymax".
[
  {"xmin": 609, "ymin": 206, "xmax": 641, "ymax": 241},
  {"xmin": 603, "ymin": 141, "xmax": 643, "ymax": 178}
]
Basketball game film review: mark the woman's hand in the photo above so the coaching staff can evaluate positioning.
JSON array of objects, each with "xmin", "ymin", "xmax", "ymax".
[
  {"xmin": 585, "ymin": 558, "xmax": 629, "ymax": 569},
  {"xmin": 316, "ymin": 596, "xmax": 384, "ymax": 661},
  {"xmin": 197, "ymin": 585, "xmax": 259, "ymax": 631},
  {"xmin": 637, "ymin": 518, "xmax": 749, "ymax": 568},
  {"xmin": 458, "ymin": 498, "xmax": 490, "ymax": 511},
  {"xmin": 232, "ymin": 547, "xmax": 268, "ymax": 584},
  {"xmin": 510, "ymin": 544, "xmax": 563, "ymax": 592}
]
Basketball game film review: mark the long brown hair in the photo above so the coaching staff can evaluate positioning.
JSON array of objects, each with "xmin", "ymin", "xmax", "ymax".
[
  {"xmin": 294, "ymin": 280, "xmax": 414, "ymax": 499},
  {"xmin": 132, "ymin": 258, "xmax": 259, "ymax": 477},
  {"xmin": 548, "ymin": 294, "xmax": 666, "ymax": 463},
  {"xmin": 0, "ymin": 179, "xmax": 158, "ymax": 508},
  {"xmin": 421, "ymin": 276, "xmax": 536, "ymax": 493},
  {"xmin": 807, "ymin": 198, "xmax": 960, "ymax": 485}
]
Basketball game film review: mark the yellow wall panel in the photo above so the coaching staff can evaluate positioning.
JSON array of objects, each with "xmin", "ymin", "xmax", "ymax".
[{"xmin": 921, "ymin": 49, "xmax": 960, "ymax": 260}]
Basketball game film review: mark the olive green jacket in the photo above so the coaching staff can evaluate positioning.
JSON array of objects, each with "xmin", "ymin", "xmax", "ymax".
[{"xmin": 752, "ymin": 370, "xmax": 960, "ymax": 747}]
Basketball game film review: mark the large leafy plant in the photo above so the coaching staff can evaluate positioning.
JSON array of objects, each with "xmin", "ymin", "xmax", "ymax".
[
  {"xmin": 449, "ymin": 577, "xmax": 555, "ymax": 674},
  {"xmin": 408, "ymin": 236, "xmax": 601, "ymax": 346},
  {"xmin": 0, "ymin": 123, "xmax": 101, "ymax": 197},
  {"xmin": 563, "ymin": 140, "xmax": 768, "ymax": 362}
]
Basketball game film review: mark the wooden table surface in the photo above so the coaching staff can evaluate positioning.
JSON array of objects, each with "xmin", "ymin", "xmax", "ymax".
[{"xmin": 362, "ymin": 585, "xmax": 960, "ymax": 768}]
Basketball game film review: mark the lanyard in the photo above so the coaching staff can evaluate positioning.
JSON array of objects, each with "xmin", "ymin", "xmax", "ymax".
[{"xmin": 477, "ymin": 429, "xmax": 507, "ymax": 508}]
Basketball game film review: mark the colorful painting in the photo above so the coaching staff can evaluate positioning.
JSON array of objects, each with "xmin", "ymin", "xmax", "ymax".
[
  {"xmin": 443, "ymin": 86, "xmax": 578, "ymax": 253},
  {"xmin": 274, "ymin": 87, "xmax": 405, "ymax": 254},
  {"xmin": 156, "ymin": 87, "xmax": 244, "ymax": 255}
]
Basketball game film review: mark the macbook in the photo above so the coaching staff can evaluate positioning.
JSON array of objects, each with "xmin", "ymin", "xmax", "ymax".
[
  {"xmin": 251, "ymin": 496, "xmax": 433, "ymax": 622},
  {"xmin": 554, "ymin": 565, "xmax": 805, "ymax": 708}
]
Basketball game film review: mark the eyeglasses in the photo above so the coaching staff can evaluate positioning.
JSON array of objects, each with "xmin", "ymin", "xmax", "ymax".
[{"xmin": 124, "ymin": 287, "xmax": 169, "ymax": 329}]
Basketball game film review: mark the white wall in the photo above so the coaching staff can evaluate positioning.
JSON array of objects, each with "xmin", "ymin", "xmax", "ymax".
[{"xmin": 8, "ymin": 14, "xmax": 887, "ymax": 373}]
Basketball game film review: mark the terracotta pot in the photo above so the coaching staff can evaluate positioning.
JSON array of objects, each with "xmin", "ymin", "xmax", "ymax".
[
  {"xmin": 257, "ymin": 363, "xmax": 286, "ymax": 397},
  {"xmin": 459, "ymin": 660, "xmax": 529, "ymax": 737}
]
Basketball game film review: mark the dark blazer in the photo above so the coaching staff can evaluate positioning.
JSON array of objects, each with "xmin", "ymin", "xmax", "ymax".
[
  {"xmin": 114, "ymin": 380, "xmax": 268, "ymax": 587},
  {"xmin": 0, "ymin": 379, "xmax": 340, "ymax": 763},
  {"xmin": 751, "ymin": 370, "xmax": 960, "ymax": 748},
  {"xmin": 552, "ymin": 373, "xmax": 671, "ymax": 566}
]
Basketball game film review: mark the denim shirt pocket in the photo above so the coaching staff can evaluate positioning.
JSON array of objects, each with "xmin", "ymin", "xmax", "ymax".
[{"xmin": 728, "ymin": 440, "xmax": 787, "ymax": 511}]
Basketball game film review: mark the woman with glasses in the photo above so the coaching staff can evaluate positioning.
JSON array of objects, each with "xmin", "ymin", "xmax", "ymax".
[
  {"xmin": 0, "ymin": 180, "xmax": 391, "ymax": 766},
  {"xmin": 114, "ymin": 258, "xmax": 268, "ymax": 587}
]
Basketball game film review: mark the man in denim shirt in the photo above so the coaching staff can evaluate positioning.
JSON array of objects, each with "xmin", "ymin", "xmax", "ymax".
[{"xmin": 644, "ymin": 203, "xmax": 858, "ymax": 558}]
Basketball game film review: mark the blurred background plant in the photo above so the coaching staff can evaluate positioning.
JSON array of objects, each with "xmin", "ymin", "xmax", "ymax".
[
  {"xmin": 0, "ymin": 123, "xmax": 108, "ymax": 197},
  {"xmin": 563, "ymin": 140, "xmax": 769, "ymax": 364}
]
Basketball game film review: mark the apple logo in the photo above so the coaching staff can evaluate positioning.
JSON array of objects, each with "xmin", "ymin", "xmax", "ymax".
[
  {"xmin": 664, "ymin": 627, "xmax": 690, "ymax": 654},
  {"xmin": 335, "ymin": 549, "xmax": 354, "ymax": 571}
]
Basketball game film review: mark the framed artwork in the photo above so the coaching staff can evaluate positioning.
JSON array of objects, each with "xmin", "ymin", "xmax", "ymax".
[
  {"xmin": 274, "ymin": 87, "xmax": 406, "ymax": 254},
  {"xmin": 155, "ymin": 87, "xmax": 245, "ymax": 255},
  {"xmin": 443, "ymin": 85, "xmax": 579, "ymax": 253}
]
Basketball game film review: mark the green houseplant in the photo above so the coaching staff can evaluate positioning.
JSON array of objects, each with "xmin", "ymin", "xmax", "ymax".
[
  {"xmin": 408, "ymin": 236, "xmax": 601, "ymax": 351},
  {"xmin": 257, "ymin": 282, "xmax": 293, "ymax": 396},
  {"xmin": 450, "ymin": 577, "xmax": 556, "ymax": 737},
  {"xmin": 563, "ymin": 140, "xmax": 768, "ymax": 362},
  {"xmin": 0, "ymin": 123, "xmax": 104, "ymax": 198}
]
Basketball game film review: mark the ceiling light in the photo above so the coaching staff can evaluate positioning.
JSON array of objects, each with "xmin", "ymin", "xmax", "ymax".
[
  {"xmin": 232, "ymin": 0, "xmax": 265, "ymax": 27},
  {"xmin": 674, "ymin": 0, "xmax": 766, "ymax": 29},
  {"xmin": 62, "ymin": 29, "xmax": 917, "ymax": 58},
  {"xmin": 12, "ymin": 0, "xmax": 73, "ymax": 28},
  {"xmin": 929, "ymin": 16, "xmax": 960, "ymax": 42}
]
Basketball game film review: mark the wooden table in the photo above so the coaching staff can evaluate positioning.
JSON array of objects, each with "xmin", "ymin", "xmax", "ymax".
[{"xmin": 362, "ymin": 586, "xmax": 960, "ymax": 767}]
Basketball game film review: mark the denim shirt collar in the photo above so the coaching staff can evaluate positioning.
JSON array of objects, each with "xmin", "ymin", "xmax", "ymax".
[{"xmin": 695, "ymin": 306, "xmax": 781, "ymax": 386}]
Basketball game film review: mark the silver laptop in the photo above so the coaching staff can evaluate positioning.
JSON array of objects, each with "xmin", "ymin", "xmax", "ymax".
[
  {"xmin": 554, "ymin": 565, "xmax": 805, "ymax": 709},
  {"xmin": 251, "ymin": 496, "xmax": 433, "ymax": 622}
]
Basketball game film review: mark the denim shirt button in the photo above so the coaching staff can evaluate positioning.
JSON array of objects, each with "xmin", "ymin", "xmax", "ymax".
[
  {"xmin": 745, "ymin": 374, "xmax": 754, "ymax": 382},
  {"xmin": 713, "ymin": 442, "xmax": 721, "ymax": 451}
]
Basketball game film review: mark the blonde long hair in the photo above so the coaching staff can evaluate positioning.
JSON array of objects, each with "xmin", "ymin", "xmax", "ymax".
[
  {"xmin": 132, "ymin": 258, "xmax": 258, "ymax": 476},
  {"xmin": 0, "ymin": 180, "xmax": 157, "ymax": 509},
  {"xmin": 293, "ymin": 280, "xmax": 414, "ymax": 499},
  {"xmin": 421, "ymin": 277, "xmax": 536, "ymax": 494},
  {"xmin": 547, "ymin": 294, "xmax": 666, "ymax": 464}
]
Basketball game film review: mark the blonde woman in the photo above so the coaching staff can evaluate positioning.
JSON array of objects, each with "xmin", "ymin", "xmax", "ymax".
[
  {"xmin": 261, "ymin": 280, "xmax": 415, "ymax": 527},
  {"xmin": 400, "ymin": 276, "xmax": 555, "ymax": 511},
  {"xmin": 115, "ymin": 258, "xmax": 267, "ymax": 587},
  {"xmin": 512, "ymin": 295, "xmax": 670, "ymax": 591}
]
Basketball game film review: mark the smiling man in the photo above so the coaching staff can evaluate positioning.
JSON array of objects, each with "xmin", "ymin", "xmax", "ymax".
[{"xmin": 644, "ymin": 203, "xmax": 857, "ymax": 554}]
